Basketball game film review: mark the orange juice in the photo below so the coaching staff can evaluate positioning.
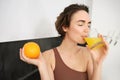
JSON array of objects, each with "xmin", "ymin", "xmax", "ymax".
[{"xmin": 84, "ymin": 37, "xmax": 104, "ymax": 50}]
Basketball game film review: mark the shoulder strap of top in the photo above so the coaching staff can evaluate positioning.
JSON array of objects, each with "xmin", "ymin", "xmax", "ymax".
[{"xmin": 53, "ymin": 48, "xmax": 61, "ymax": 64}]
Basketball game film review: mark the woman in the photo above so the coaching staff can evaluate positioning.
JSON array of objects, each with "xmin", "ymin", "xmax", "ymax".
[{"xmin": 20, "ymin": 4, "xmax": 109, "ymax": 80}]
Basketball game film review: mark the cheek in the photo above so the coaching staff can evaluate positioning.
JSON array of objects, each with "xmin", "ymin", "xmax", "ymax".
[
  {"xmin": 70, "ymin": 27, "xmax": 83, "ymax": 36},
  {"xmin": 66, "ymin": 27, "xmax": 86, "ymax": 43},
  {"xmin": 66, "ymin": 27, "xmax": 83, "ymax": 41}
]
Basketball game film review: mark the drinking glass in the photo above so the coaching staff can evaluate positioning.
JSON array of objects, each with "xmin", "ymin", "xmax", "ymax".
[
  {"xmin": 84, "ymin": 28, "xmax": 104, "ymax": 50},
  {"xmin": 84, "ymin": 28, "xmax": 120, "ymax": 49}
]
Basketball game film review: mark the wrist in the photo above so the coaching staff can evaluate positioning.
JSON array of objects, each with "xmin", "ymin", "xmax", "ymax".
[
  {"xmin": 93, "ymin": 60, "xmax": 103, "ymax": 67},
  {"xmin": 37, "ymin": 64, "xmax": 50, "ymax": 80},
  {"xmin": 37, "ymin": 62, "xmax": 46, "ymax": 70}
]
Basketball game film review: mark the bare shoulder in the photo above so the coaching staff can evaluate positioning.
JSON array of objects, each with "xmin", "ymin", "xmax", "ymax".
[
  {"xmin": 42, "ymin": 48, "xmax": 55, "ymax": 69},
  {"xmin": 42, "ymin": 48, "xmax": 55, "ymax": 61},
  {"xmin": 42, "ymin": 49, "xmax": 54, "ymax": 56}
]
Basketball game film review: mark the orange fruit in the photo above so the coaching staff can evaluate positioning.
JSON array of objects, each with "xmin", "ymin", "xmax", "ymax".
[{"xmin": 23, "ymin": 42, "xmax": 40, "ymax": 59}]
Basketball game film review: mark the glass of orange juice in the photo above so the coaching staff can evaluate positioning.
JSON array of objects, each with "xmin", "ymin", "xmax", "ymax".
[{"xmin": 84, "ymin": 28, "xmax": 104, "ymax": 50}]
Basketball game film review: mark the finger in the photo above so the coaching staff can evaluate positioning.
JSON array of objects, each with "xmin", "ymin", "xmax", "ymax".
[
  {"xmin": 19, "ymin": 48, "xmax": 26, "ymax": 62},
  {"xmin": 99, "ymin": 34, "xmax": 109, "ymax": 54},
  {"xmin": 103, "ymin": 40, "xmax": 109, "ymax": 52},
  {"xmin": 97, "ymin": 33, "xmax": 103, "ymax": 38},
  {"xmin": 21, "ymin": 48, "xmax": 31, "ymax": 61},
  {"xmin": 98, "ymin": 34, "xmax": 108, "ymax": 46},
  {"xmin": 19, "ymin": 48, "xmax": 23, "ymax": 60},
  {"xmin": 101, "ymin": 35, "xmax": 109, "ymax": 50}
]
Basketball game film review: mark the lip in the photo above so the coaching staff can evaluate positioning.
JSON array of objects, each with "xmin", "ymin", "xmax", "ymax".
[
  {"xmin": 82, "ymin": 35, "xmax": 88, "ymax": 38},
  {"xmin": 82, "ymin": 36, "xmax": 88, "ymax": 41}
]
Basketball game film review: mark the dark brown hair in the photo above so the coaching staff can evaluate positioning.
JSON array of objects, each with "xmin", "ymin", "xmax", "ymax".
[{"xmin": 55, "ymin": 4, "xmax": 89, "ymax": 38}]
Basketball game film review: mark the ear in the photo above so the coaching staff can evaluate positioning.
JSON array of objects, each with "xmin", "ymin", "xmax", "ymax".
[{"xmin": 62, "ymin": 26, "xmax": 68, "ymax": 32}]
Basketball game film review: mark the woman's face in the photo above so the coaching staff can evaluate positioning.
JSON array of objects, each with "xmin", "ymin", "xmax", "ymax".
[{"xmin": 63, "ymin": 10, "xmax": 91, "ymax": 44}]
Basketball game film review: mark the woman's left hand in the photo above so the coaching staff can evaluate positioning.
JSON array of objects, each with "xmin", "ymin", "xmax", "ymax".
[{"xmin": 87, "ymin": 34, "xmax": 109, "ymax": 65}]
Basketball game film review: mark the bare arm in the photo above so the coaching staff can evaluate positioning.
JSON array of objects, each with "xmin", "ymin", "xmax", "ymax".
[
  {"xmin": 19, "ymin": 49, "xmax": 54, "ymax": 80},
  {"xmin": 41, "ymin": 51, "xmax": 55, "ymax": 80},
  {"xmin": 87, "ymin": 34, "xmax": 109, "ymax": 80},
  {"xmin": 87, "ymin": 56, "xmax": 102, "ymax": 80}
]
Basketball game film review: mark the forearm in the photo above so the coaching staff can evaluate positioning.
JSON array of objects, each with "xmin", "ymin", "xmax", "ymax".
[
  {"xmin": 91, "ymin": 62, "xmax": 102, "ymax": 80},
  {"xmin": 38, "ymin": 65, "xmax": 51, "ymax": 80}
]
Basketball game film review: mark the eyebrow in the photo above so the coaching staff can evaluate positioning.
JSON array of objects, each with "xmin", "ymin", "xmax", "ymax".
[{"xmin": 77, "ymin": 20, "xmax": 91, "ymax": 24}]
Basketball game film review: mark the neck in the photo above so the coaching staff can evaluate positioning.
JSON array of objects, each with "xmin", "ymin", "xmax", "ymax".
[{"xmin": 58, "ymin": 37, "xmax": 82, "ymax": 55}]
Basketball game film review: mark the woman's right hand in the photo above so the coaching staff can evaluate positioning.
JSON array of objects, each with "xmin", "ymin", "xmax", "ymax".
[
  {"xmin": 19, "ymin": 48, "xmax": 46, "ymax": 67},
  {"xmin": 20, "ymin": 48, "xmax": 53, "ymax": 80}
]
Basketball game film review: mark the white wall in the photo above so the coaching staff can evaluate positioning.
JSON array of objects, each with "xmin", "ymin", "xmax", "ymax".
[
  {"xmin": 0, "ymin": 0, "xmax": 92, "ymax": 42},
  {"xmin": 92, "ymin": 0, "xmax": 120, "ymax": 80}
]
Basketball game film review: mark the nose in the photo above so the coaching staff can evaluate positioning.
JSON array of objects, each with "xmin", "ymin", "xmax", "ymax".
[{"xmin": 84, "ymin": 26, "xmax": 90, "ymax": 33}]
